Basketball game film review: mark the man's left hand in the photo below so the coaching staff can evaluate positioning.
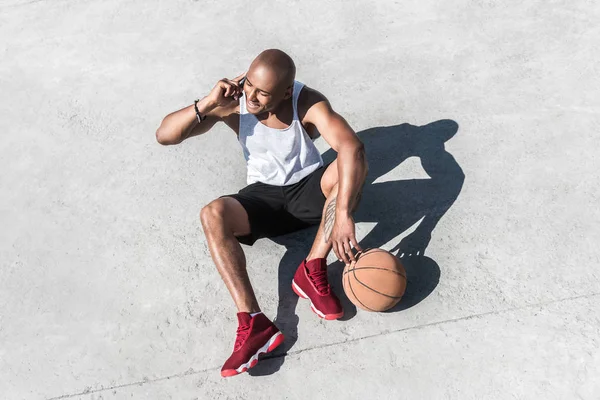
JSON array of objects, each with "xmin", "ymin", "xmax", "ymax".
[{"xmin": 328, "ymin": 211, "xmax": 362, "ymax": 265}]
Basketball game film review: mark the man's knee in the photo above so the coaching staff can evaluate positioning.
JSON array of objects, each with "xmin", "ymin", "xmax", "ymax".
[
  {"xmin": 321, "ymin": 160, "xmax": 339, "ymax": 198},
  {"xmin": 200, "ymin": 199, "xmax": 227, "ymax": 231}
]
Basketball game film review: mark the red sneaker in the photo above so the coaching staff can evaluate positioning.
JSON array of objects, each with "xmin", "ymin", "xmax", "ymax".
[
  {"xmin": 292, "ymin": 258, "xmax": 344, "ymax": 320},
  {"xmin": 221, "ymin": 312, "xmax": 284, "ymax": 377}
]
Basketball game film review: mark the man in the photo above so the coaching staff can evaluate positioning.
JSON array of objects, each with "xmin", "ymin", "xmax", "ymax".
[{"xmin": 156, "ymin": 49, "xmax": 368, "ymax": 377}]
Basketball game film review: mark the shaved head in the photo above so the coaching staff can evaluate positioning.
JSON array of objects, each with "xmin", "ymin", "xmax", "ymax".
[{"xmin": 250, "ymin": 49, "xmax": 296, "ymax": 90}]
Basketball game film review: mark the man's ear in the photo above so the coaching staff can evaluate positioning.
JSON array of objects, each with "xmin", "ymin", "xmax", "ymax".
[{"xmin": 283, "ymin": 85, "xmax": 293, "ymax": 99}]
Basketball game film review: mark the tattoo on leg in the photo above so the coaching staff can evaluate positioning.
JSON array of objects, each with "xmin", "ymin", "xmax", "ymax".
[{"xmin": 324, "ymin": 196, "xmax": 337, "ymax": 241}]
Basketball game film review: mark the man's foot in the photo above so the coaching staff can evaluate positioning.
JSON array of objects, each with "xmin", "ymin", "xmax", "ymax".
[
  {"xmin": 292, "ymin": 258, "xmax": 344, "ymax": 320},
  {"xmin": 221, "ymin": 312, "xmax": 284, "ymax": 377}
]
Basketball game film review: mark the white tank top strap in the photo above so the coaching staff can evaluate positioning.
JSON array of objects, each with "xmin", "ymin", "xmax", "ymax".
[{"xmin": 291, "ymin": 81, "xmax": 303, "ymax": 121}]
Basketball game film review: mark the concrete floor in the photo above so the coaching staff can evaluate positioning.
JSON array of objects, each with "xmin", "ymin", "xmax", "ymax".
[{"xmin": 1, "ymin": 0, "xmax": 599, "ymax": 399}]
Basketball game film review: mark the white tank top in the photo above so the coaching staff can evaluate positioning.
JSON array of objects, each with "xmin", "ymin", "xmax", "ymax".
[{"xmin": 238, "ymin": 80, "xmax": 324, "ymax": 186}]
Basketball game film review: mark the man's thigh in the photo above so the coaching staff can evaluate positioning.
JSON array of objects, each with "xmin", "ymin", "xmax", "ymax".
[
  {"xmin": 284, "ymin": 162, "xmax": 333, "ymax": 224},
  {"xmin": 221, "ymin": 182, "xmax": 309, "ymax": 245},
  {"xmin": 319, "ymin": 159, "xmax": 339, "ymax": 198}
]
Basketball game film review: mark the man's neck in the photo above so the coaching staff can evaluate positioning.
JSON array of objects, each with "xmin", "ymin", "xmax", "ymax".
[{"xmin": 257, "ymin": 96, "xmax": 293, "ymax": 121}]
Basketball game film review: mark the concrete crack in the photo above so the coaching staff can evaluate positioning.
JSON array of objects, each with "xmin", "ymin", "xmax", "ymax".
[{"xmin": 47, "ymin": 290, "xmax": 600, "ymax": 399}]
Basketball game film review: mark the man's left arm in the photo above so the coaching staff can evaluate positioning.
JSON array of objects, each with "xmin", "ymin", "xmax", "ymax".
[{"xmin": 304, "ymin": 91, "xmax": 368, "ymax": 264}]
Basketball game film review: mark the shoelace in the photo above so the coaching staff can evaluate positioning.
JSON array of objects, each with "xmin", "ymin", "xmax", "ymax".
[
  {"xmin": 234, "ymin": 323, "xmax": 251, "ymax": 351},
  {"xmin": 308, "ymin": 268, "xmax": 330, "ymax": 295}
]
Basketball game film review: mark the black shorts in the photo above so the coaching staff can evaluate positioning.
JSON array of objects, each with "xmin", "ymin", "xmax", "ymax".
[{"xmin": 221, "ymin": 164, "xmax": 330, "ymax": 245}]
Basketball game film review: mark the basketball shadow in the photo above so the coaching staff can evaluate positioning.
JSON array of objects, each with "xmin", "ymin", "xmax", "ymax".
[
  {"xmin": 248, "ymin": 119, "xmax": 464, "ymax": 376},
  {"xmin": 325, "ymin": 119, "xmax": 463, "ymax": 314}
]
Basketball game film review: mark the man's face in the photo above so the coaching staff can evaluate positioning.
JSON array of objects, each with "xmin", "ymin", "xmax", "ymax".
[{"xmin": 243, "ymin": 65, "xmax": 292, "ymax": 115}]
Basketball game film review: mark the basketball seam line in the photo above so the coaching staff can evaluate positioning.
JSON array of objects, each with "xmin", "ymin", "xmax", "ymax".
[
  {"xmin": 343, "ymin": 266, "xmax": 407, "ymax": 279},
  {"xmin": 350, "ymin": 266, "xmax": 404, "ymax": 300},
  {"xmin": 348, "ymin": 266, "xmax": 376, "ymax": 312}
]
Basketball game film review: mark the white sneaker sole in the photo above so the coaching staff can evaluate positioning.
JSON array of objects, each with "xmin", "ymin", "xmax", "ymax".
[
  {"xmin": 292, "ymin": 279, "xmax": 343, "ymax": 320},
  {"xmin": 223, "ymin": 331, "xmax": 284, "ymax": 377}
]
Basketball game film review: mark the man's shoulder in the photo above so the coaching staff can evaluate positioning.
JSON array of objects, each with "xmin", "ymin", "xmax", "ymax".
[{"xmin": 297, "ymin": 85, "xmax": 328, "ymax": 123}]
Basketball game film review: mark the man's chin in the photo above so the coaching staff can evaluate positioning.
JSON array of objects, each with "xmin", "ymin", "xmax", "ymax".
[{"xmin": 248, "ymin": 108, "xmax": 265, "ymax": 116}]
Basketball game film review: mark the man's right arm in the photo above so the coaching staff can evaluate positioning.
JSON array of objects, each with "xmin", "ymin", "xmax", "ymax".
[
  {"xmin": 155, "ymin": 73, "xmax": 245, "ymax": 146},
  {"xmin": 155, "ymin": 97, "xmax": 219, "ymax": 145}
]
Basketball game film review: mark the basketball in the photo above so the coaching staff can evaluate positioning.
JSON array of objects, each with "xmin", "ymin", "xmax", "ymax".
[{"xmin": 342, "ymin": 248, "xmax": 407, "ymax": 312}]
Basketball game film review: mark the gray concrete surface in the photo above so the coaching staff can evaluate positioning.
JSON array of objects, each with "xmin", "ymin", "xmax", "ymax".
[{"xmin": 1, "ymin": 0, "xmax": 599, "ymax": 399}]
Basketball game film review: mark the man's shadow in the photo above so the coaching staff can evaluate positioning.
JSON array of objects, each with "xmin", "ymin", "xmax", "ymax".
[{"xmin": 249, "ymin": 119, "xmax": 465, "ymax": 376}]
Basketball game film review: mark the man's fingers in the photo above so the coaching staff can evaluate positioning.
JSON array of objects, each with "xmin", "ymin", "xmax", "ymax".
[
  {"xmin": 233, "ymin": 84, "xmax": 243, "ymax": 100},
  {"xmin": 342, "ymin": 241, "xmax": 351, "ymax": 262},
  {"xmin": 335, "ymin": 242, "xmax": 345, "ymax": 263},
  {"xmin": 332, "ymin": 242, "xmax": 341, "ymax": 262},
  {"xmin": 343, "ymin": 241, "xmax": 356, "ymax": 263},
  {"xmin": 350, "ymin": 236, "xmax": 362, "ymax": 253},
  {"xmin": 222, "ymin": 81, "xmax": 243, "ymax": 98},
  {"xmin": 219, "ymin": 80, "xmax": 232, "ymax": 95},
  {"xmin": 339, "ymin": 241, "xmax": 350, "ymax": 265}
]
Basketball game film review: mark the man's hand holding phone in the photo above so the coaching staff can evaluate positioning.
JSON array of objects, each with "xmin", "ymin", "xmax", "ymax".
[{"xmin": 206, "ymin": 72, "xmax": 246, "ymax": 108}]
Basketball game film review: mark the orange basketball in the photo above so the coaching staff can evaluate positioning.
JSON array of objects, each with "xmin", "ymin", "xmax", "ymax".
[{"xmin": 342, "ymin": 248, "xmax": 407, "ymax": 312}]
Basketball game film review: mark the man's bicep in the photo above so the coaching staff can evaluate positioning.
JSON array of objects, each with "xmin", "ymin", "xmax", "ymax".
[{"xmin": 305, "ymin": 99, "xmax": 359, "ymax": 152}]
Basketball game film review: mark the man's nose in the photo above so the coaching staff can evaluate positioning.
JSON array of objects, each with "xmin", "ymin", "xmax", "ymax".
[{"xmin": 246, "ymin": 88, "xmax": 258, "ymax": 102}]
